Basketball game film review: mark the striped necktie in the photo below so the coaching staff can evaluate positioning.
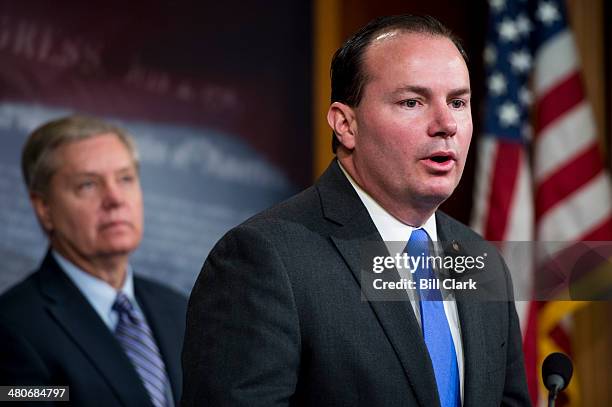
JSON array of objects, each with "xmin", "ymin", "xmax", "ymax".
[
  {"xmin": 113, "ymin": 292, "xmax": 170, "ymax": 407},
  {"xmin": 408, "ymin": 228, "xmax": 460, "ymax": 407}
]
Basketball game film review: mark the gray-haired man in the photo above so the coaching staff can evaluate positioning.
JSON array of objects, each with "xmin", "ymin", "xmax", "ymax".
[{"xmin": 0, "ymin": 115, "xmax": 186, "ymax": 407}]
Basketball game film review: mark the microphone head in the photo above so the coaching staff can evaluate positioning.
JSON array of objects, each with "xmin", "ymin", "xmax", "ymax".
[{"xmin": 542, "ymin": 352, "xmax": 573, "ymax": 391}]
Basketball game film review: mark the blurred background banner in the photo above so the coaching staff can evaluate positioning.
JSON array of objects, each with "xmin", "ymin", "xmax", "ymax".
[{"xmin": 0, "ymin": 0, "xmax": 312, "ymax": 293}]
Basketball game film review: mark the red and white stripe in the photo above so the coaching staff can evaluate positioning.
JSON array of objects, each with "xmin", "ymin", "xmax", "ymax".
[
  {"xmin": 472, "ymin": 22, "xmax": 612, "ymax": 407},
  {"xmin": 533, "ymin": 29, "xmax": 612, "ymax": 244}
]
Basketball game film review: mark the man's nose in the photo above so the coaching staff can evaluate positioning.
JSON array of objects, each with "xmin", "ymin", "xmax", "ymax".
[
  {"xmin": 427, "ymin": 103, "xmax": 457, "ymax": 138},
  {"xmin": 102, "ymin": 180, "xmax": 124, "ymax": 209}
]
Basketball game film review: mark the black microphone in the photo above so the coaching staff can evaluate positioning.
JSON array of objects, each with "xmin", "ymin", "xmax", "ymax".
[{"xmin": 542, "ymin": 352, "xmax": 573, "ymax": 407}]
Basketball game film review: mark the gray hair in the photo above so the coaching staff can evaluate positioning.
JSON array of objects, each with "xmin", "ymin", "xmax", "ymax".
[{"xmin": 21, "ymin": 115, "xmax": 140, "ymax": 195}]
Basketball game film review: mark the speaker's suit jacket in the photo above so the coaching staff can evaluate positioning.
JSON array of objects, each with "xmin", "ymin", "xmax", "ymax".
[
  {"xmin": 0, "ymin": 252, "xmax": 187, "ymax": 407},
  {"xmin": 182, "ymin": 161, "xmax": 531, "ymax": 407}
]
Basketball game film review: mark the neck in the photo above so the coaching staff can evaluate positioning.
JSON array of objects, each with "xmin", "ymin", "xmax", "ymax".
[
  {"xmin": 337, "ymin": 155, "xmax": 439, "ymax": 227},
  {"xmin": 51, "ymin": 242, "xmax": 128, "ymax": 289}
]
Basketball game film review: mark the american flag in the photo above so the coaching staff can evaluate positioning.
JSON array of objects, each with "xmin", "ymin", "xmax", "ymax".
[{"xmin": 471, "ymin": 0, "xmax": 612, "ymax": 405}]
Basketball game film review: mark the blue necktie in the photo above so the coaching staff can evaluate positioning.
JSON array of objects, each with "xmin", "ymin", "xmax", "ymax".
[
  {"xmin": 113, "ymin": 293, "xmax": 170, "ymax": 407},
  {"xmin": 408, "ymin": 229, "xmax": 460, "ymax": 407}
]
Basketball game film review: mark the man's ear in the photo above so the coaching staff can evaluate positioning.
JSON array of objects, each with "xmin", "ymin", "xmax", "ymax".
[
  {"xmin": 30, "ymin": 192, "xmax": 53, "ymax": 233},
  {"xmin": 327, "ymin": 102, "xmax": 357, "ymax": 150}
]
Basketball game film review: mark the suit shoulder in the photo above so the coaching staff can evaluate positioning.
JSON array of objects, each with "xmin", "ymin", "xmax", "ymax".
[
  {"xmin": 250, "ymin": 185, "xmax": 321, "ymax": 224},
  {"xmin": 0, "ymin": 271, "xmax": 42, "ymax": 314},
  {"xmin": 216, "ymin": 185, "xmax": 323, "ymax": 242},
  {"xmin": 0, "ymin": 271, "xmax": 55, "ymax": 338}
]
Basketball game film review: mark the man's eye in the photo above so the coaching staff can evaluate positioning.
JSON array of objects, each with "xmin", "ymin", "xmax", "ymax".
[
  {"xmin": 450, "ymin": 99, "xmax": 466, "ymax": 108},
  {"xmin": 77, "ymin": 181, "xmax": 95, "ymax": 191},
  {"xmin": 400, "ymin": 99, "xmax": 418, "ymax": 108},
  {"xmin": 120, "ymin": 175, "xmax": 135, "ymax": 184}
]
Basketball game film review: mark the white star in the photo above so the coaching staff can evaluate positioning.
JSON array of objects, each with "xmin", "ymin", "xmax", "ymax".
[
  {"xmin": 516, "ymin": 14, "xmax": 532, "ymax": 36},
  {"xmin": 484, "ymin": 44, "xmax": 497, "ymax": 66},
  {"xmin": 537, "ymin": 1, "xmax": 560, "ymax": 25},
  {"xmin": 489, "ymin": 0, "xmax": 506, "ymax": 13},
  {"xmin": 519, "ymin": 87, "xmax": 533, "ymax": 106},
  {"xmin": 488, "ymin": 72, "xmax": 507, "ymax": 95},
  {"xmin": 498, "ymin": 18, "xmax": 519, "ymax": 42},
  {"xmin": 510, "ymin": 49, "xmax": 532, "ymax": 73},
  {"xmin": 498, "ymin": 102, "xmax": 520, "ymax": 126}
]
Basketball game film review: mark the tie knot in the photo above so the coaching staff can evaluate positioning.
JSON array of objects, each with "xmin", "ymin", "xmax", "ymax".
[
  {"xmin": 407, "ymin": 228, "xmax": 430, "ymax": 256},
  {"xmin": 409, "ymin": 228, "xmax": 429, "ymax": 242},
  {"xmin": 113, "ymin": 292, "xmax": 136, "ymax": 319}
]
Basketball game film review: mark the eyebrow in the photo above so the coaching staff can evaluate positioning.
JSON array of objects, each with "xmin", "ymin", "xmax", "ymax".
[
  {"xmin": 69, "ymin": 166, "xmax": 136, "ymax": 178},
  {"xmin": 393, "ymin": 85, "xmax": 471, "ymax": 98}
]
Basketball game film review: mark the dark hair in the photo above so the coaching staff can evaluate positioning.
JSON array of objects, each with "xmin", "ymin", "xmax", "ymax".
[{"xmin": 329, "ymin": 15, "xmax": 468, "ymax": 152}]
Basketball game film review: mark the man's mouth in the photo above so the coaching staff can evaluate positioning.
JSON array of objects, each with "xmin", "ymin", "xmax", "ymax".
[
  {"xmin": 429, "ymin": 154, "xmax": 452, "ymax": 163},
  {"xmin": 422, "ymin": 151, "xmax": 457, "ymax": 171},
  {"xmin": 99, "ymin": 220, "xmax": 131, "ymax": 231}
]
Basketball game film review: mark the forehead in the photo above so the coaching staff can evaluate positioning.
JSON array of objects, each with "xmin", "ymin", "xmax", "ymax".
[
  {"xmin": 362, "ymin": 31, "xmax": 469, "ymax": 86},
  {"xmin": 54, "ymin": 133, "xmax": 135, "ymax": 174}
]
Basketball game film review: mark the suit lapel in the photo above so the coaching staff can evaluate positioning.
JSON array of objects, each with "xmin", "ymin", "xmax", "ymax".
[
  {"xmin": 136, "ymin": 280, "xmax": 183, "ymax": 404},
  {"xmin": 454, "ymin": 299, "xmax": 487, "ymax": 406},
  {"xmin": 38, "ymin": 253, "xmax": 153, "ymax": 407},
  {"xmin": 318, "ymin": 162, "xmax": 440, "ymax": 407}
]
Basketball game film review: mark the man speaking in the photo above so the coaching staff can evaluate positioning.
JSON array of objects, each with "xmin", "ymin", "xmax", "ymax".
[{"xmin": 182, "ymin": 15, "xmax": 530, "ymax": 406}]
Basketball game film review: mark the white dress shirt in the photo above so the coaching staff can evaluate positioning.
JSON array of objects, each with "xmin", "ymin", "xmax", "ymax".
[{"xmin": 338, "ymin": 162, "xmax": 465, "ymax": 403}]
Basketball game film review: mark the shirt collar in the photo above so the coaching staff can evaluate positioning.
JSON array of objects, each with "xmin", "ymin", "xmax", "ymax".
[
  {"xmin": 337, "ymin": 161, "xmax": 438, "ymax": 243},
  {"xmin": 52, "ymin": 250, "xmax": 137, "ymax": 328}
]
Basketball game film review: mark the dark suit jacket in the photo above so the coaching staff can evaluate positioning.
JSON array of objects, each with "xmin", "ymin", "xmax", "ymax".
[
  {"xmin": 0, "ymin": 252, "xmax": 187, "ymax": 407},
  {"xmin": 182, "ymin": 161, "xmax": 531, "ymax": 406}
]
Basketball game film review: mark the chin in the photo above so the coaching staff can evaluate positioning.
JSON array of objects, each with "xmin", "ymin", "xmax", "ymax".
[
  {"xmin": 416, "ymin": 194, "xmax": 450, "ymax": 210},
  {"xmin": 414, "ymin": 187, "xmax": 455, "ymax": 208},
  {"xmin": 426, "ymin": 178, "xmax": 458, "ymax": 198},
  {"xmin": 102, "ymin": 238, "xmax": 141, "ymax": 255}
]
